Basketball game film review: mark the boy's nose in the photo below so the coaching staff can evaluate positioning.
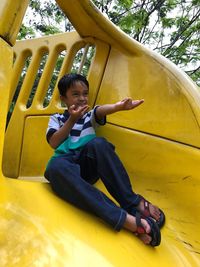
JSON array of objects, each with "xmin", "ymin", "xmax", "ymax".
[{"xmin": 79, "ymin": 95, "xmax": 86, "ymax": 100}]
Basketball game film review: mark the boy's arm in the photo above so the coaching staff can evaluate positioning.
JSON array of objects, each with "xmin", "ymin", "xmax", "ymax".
[
  {"xmin": 48, "ymin": 104, "xmax": 89, "ymax": 149},
  {"xmin": 48, "ymin": 116, "xmax": 75, "ymax": 149},
  {"xmin": 95, "ymin": 97, "xmax": 144, "ymax": 120}
]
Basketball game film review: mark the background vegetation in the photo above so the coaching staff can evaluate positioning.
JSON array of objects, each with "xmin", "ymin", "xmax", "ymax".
[{"xmin": 18, "ymin": 0, "xmax": 200, "ymax": 86}]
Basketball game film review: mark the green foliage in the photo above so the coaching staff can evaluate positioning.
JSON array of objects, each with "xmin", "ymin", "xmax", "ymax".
[
  {"xmin": 117, "ymin": 0, "xmax": 133, "ymax": 9},
  {"xmin": 17, "ymin": 24, "xmax": 36, "ymax": 40},
  {"xmin": 21, "ymin": 0, "xmax": 68, "ymax": 37},
  {"xmin": 17, "ymin": 0, "xmax": 199, "ymax": 86},
  {"xmin": 93, "ymin": 0, "xmax": 200, "ymax": 86}
]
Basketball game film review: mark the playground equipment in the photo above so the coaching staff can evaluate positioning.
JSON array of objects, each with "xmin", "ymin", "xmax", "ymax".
[{"xmin": 0, "ymin": 0, "xmax": 200, "ymax": 266}]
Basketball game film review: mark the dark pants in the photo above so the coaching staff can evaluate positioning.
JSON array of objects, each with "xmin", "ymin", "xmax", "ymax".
[{"xmin": 44, "ymin": 137, "xmax": 140, "ymax": 231}]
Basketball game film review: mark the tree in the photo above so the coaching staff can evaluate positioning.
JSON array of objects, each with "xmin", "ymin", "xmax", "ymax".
[
  {"xmin": 18, "ymin": 0, "xmax": 199, "ymax": 85},
  {"xmin": 92, "ymin": 0, "xmax": 200, "ymax": 86},
  {"xmin": 18, "ymin": 0, "xmax": 72, "ymax": 39}
]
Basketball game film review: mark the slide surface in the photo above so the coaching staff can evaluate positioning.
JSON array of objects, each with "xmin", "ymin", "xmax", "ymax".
[{"xmin": 0, "ymin": 0, "xmax": 200, "ymax": 266}]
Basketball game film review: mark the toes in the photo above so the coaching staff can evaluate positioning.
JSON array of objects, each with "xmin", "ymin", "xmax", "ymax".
[
  {"xmin": 137, "ymin": 196, "xmax": 162, "ymax": 223},
  {"xmin": 138, "ymin": 233, "xmax": 152, "ymax": 245},
  {"xmin": 149, "ymin": 204, "xmax": 160, "ymax": 220}
]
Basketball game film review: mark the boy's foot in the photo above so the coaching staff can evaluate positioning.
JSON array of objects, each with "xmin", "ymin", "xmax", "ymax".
[
  {"xmin": 124, "ymin": 213, "xmax": 161, "ymax": 246},
  {"xmin": 136, "ymin": 232, "xmax": 152, "ymax": 245},
  {"xmin": 136, "ymin": 195, "xmax": 165, "ymax": 228}
]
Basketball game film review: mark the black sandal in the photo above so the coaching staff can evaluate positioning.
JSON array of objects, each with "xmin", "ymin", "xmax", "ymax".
[
  {"xmin": 138, "ymin": 195, "xmax": 165, "ymax": 228},
  {"xmin": 135, "ymin": 212, "xmax": 161, "ymax": 247}
]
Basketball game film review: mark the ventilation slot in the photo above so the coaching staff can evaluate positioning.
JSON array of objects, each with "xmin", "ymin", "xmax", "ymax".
[
  {"xmin": 43, "ymin": 49, "xmax": 66, "ymax": 108},
  {"xmin": 7, "ymin": 54, "xmax": 32, "ymax": 126},
  {"xmin": 71, "ymin": 44, "xmax": 96, "ymax": 76},
  {"xmin": 26, "ymin": 53, "xmax": 48, "ymax": 108}
]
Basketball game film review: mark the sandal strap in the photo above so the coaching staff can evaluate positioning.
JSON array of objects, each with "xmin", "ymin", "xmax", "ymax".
[
  {"xmin": 138, "ymin": 195, "xmax": 165, "ymax": 228},
  {"xmin": 135, "ymin": 212, "xmax": 161, "ymax": 246},
  {"xmin": 135, "ymin": 212, "xmax": 146, "ymax": 234},
  {"xmin": 139, "ymin": 195, "xmax": 151, "ymax": 217}
]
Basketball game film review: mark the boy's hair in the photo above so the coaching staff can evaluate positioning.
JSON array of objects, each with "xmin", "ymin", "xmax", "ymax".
[{"xmin": 58, "ymin": 73, "xmax": 89, "ymax": 96}]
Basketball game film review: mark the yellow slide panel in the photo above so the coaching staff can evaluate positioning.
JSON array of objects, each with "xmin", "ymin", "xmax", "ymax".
[{"xmin": 0, "ymin": 0, "xmax": 200, "ymax": 266}]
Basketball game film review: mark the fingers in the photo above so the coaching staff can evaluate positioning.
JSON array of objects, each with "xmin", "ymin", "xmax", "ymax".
[
  {"xmin": 68, "ymin": 104, "xmax": 76, "ymax": 113},
  {"xmin": 69, "ymin": 105, "xmax": 90, "ymax": 120},
  {"xmin": 123, "ymin": 98, "xmax": 144, "ymax": 110},
  {"xmin": 121, "ymin": 97, "xmax": 131, "ymax": 102},
  {"xmin": 76, "ymin": 105, "xmax": 89, "ymax": 116},
  {"xmin": 122, "ymin": 98, "xmax": 144, "ymax": 106},
  {"xmin": 69, "ymin": 104, "xmax": 89, "ymax": 112},
  {"xmin": 79, "ymin": 105, "xmax": 90, "ymax": 113},
  {"xmin": 132, "ymin": 99, "xmax": 144, "ymax": 106}
]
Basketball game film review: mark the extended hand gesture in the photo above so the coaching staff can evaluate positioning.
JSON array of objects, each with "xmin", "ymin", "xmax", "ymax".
[{"xmin": 116, "ymin": 97, "xmax": 144, "ymax": 111}]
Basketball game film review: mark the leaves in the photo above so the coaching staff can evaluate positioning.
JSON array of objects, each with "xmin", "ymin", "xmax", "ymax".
[
  {"xmin": 18, "ymin": 0, "xmax": 200, "ymax": 85},
  {"xmin": 17, "ymin": 24, "xmax": 35, "ymax": 40},
  {"xmin": 21, "ymin": 0, "xmax": 67, "ymax": 37},
  {"xmin": 101, "ymin": 0, "xmax": 200, "ymax": 86}
]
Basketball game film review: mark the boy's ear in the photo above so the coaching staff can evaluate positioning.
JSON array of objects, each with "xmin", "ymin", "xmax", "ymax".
[
  {"xmin": 60, "ymin": 95, "xmax": 66, "ymax": 102},
  {"xmin": 60, "ymin": 95, "xmax": 67, "ymax": 107}
]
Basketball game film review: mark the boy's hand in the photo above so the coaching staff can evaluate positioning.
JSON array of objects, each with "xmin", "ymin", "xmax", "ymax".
[
  {"xmin": 95, "ymin": 98, "xmax": 144, "ymax": 120},
  {"xmin": 68, "ymin": 104, "xmax": 90, "ymax": 122},
  {"xmin": 116, "ymin": 98, "xmax": 144, "ymax": 111}
]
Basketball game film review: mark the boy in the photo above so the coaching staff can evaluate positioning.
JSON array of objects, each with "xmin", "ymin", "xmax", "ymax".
[{"xmin": 45, "ymin": 73, "xmax": 164, "ymax": 246}]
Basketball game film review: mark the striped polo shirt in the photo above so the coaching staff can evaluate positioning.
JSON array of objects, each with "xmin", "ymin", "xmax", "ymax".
[{"xmin": 46, "ymin": 106, "xmax": 106, "ymax": 158}]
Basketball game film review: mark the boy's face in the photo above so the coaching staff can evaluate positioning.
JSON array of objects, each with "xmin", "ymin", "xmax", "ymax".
[{"xmin": 61, "ymin": 81, "xmax": 89, "ymax": 109}]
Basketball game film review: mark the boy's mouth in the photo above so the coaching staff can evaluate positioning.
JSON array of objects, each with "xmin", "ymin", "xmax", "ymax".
[{"xmin": 77, "ymin": 102, "xmax": 88, "ymax": 107}]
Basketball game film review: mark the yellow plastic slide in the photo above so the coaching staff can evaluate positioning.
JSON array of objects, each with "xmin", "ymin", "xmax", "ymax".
[{"xmin": 0, "ymin": 0, "xmax": 200, "ymax": 266}]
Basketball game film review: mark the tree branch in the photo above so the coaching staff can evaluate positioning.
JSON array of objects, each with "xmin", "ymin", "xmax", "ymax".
[
  {"xmin": 186, "ymin": 65, "xmax": 200, "ymax": 75},
  {"xmin": 163, "ymin": 9, "xmax": 200, "ymax": 56},
  {"xmin": 135, "ymin": 0, "xmax": 166, "ymax": 42}
]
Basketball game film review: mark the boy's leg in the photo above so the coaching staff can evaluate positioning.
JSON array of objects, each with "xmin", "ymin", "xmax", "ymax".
[
  {"xmin": 78, "ymin": 137, "xmax": 140, "ymax": 213},
  {"xmin": 44, "ymin": 150, "xmax": 161, "ymax": 246},
  {"xmin": 44, "ymin": 155, "xmax": 126, "ymax": 231}
]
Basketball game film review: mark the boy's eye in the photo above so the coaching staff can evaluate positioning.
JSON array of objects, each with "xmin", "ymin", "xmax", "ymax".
[
  {"xmin": 72, "ymin": 93, "xmax": 79, "ymax": 97},
  {"xmin": 72, "ymin": 91, "xmax": 88, "ymax": 97}
]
